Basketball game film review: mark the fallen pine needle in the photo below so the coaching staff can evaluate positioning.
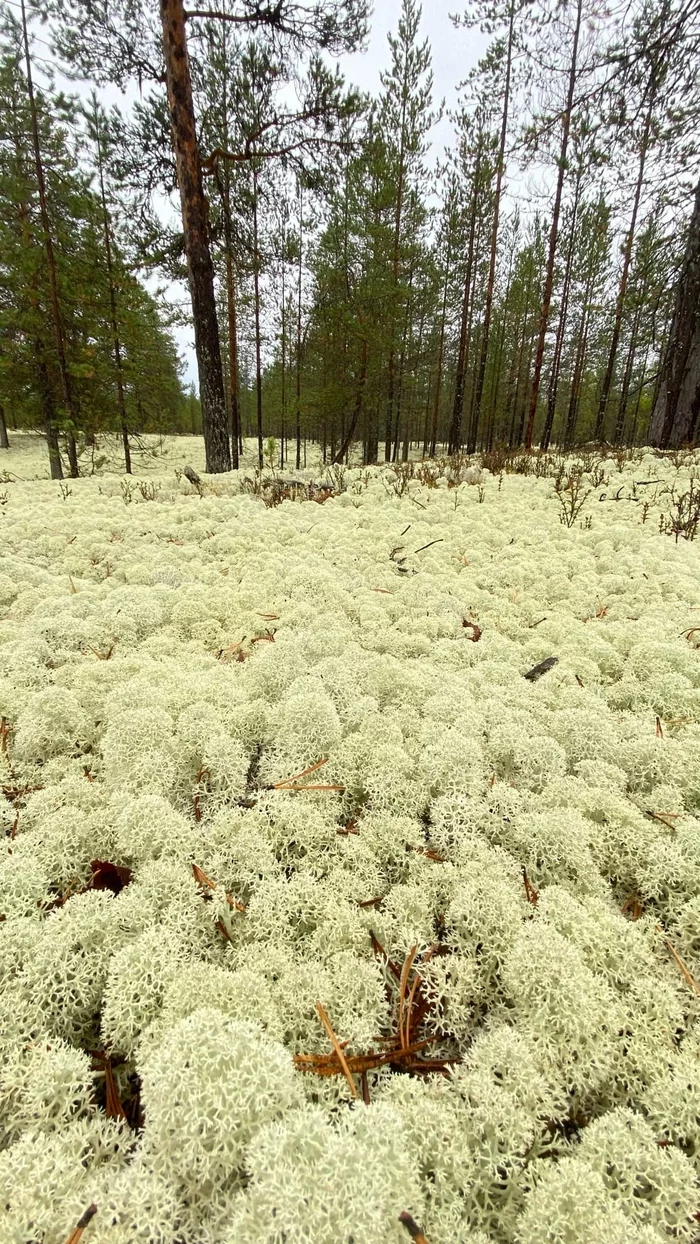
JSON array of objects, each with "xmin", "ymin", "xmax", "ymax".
[
  {"xmin": 64, "ymin": 1204, "xmax": 97, "ymax": 1244},
  {"xmin": 104, "ymin": 1058, "xmax": 127, "ymax": 1120},
  {"xmin": 192, "ymin": 863, "xmax": 245, "ymax": 912},
  {"xmin": 398, "ymin": 946, "xmax": 418, "ymax": 1051},
  {"xmin": 315, "ymin": 1001, "xmax": 358, "ymax": 1100},
  {"xmin": 273, "ymin": 758, "xmax": 345, "ymax": 792},
  {"xmin": 217, "ymin": 637, "xmax": 246, "ymax": 661},
  {"xmin": 399, "ymin": 1211, "xmax": 429, "ymax": 1244},
  {"xmin": 273, "ymin": 757, "xmax": 329, "ymax": 787},
  {"xmin": 279, "ymin": 783, "xmax": 345, "ymax": 792},
  {"xmin": 414, "ymin": 538, "xmax": 444, "ymax": 553},
  {"xmin": 656, "ymin": 925, "xmax": 700, "ymax": 995}
]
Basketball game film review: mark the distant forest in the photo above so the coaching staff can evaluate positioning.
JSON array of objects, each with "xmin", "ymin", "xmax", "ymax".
[{"xmin": 1, "ymin": 0, "xmax": 699, "ymax": 475}]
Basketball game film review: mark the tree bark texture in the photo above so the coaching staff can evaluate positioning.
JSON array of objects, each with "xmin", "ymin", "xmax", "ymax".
[
  {"xmin": 594, "ymin": 90, "xmax": 655, "ymax": 440},
  {"xmin": 524, "ymin": 0, "xmax": 583, "ymax": 450},
  {"xmin": 21, "ymin": 0, "xmax": 80, "ymax": 477},
  {"xmin": 649, "ymin": 181, "xmax": 700, "ymax": 446},
  {"xmin": 160, "ymin": 0, "xmax": 230, "ymax": 472}
]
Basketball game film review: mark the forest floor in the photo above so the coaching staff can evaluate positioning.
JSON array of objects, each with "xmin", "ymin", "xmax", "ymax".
[{"xmin": 1, "ymin": 438, "xmax": 700, "ymax": 1244}]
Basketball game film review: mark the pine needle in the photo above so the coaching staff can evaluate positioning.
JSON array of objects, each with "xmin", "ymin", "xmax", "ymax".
[
  {"xmin": 273, "ymin": 757, "xmax": 329, "ymax": 787},
  {"xmin": 315, "ymin": 1001, "xmax": 358, "ymax": 1100},
  {"xmin": 273, "ymin": 758, "xmax": 345, "ymax": 792},
  {"xmin": 104, "ymin": 1058, "xmax": 127, "ymax": 1120},
  {"xmin": 192, "ymin": 863, "xmax": 245, "ymax": 912},
  {"xmin": 657, "ymin": 925, "xmax": 700, "ymax": 995},
  {"xmin": 398, "ymin": 946, "xmax": 418, "ymax": 1051}
]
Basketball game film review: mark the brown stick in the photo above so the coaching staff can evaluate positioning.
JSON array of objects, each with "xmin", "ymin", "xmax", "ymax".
[
  {"xmin": 399, "ymin": 1211, "xmax": 429, "ymax": 1244},
  {"xmin": 65, "ymin": 1205, "xmax": 97, "ymax": 1244}
]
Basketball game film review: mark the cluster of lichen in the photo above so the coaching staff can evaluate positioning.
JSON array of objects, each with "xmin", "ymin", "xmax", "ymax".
[{"xmin": 1, "ymin": 438, "xmax": 699, "ymax": 1243}]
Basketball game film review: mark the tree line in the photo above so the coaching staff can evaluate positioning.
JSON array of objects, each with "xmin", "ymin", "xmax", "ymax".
[{"xmin": 1, "ymin": 0, "xmax": 700, "ymax": 474}]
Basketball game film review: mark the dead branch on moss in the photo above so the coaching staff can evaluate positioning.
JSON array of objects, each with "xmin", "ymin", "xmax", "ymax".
[
  {"xmin": 522, "ymin": 867, "xmax": 539, "ymax": 907},
  {"xmin": 64, "ymin": 1204, "xmax": 97, "ymax": 1244},
  {"xmin": 462, "ymin": 615, "xmax": 482, "ymax": 641},
  {"xmin": 645, "ymin": 810, "xmax": 681, "ymax": 832},
  {"xmin": 621, "ymin": 893, "xmax": 645, "ymax": 920},
  {"xmin": 85, "ymin": 643, "xmax": 115, "ymax": 660},
  {"xmin": 406, "ymin": 843, "xmax": 447, "ymax": 862},
  {"xmin": 523, "ymin": 656, "xmax": 559, "ymax": 681},
  {"xmin": 216, "ymin": 637, "xmax": 246, "ymax": 661},
  {"xmin": 337, "ymin": 818, "xmax": 359, "ymax": 836},
  {"xmin": 0, "ymin": 716, "xmax": 15, "ymax": 778},
  {"xmin": 296, "ymin": 934, "xmax": 458, "ymax": 1085},
  {"xmin": 192, "ymin": 863, "xmax": 246, "ymax": 913},
  {"xmin": 192, "ymin": 765, "xmax": 212, "ymax": 823},
  {"xmin": 399, "ymin": 1212, "xmax": 430, "ymax": 1244}
]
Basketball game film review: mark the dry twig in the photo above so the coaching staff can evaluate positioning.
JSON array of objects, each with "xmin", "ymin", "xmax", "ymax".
[
  {"xmin": 645, "ymin": 810, "xmax": 681, "ymax": 832},
  {"xmin": 399, "ymin": 1212, "xmax": 430, "ymax": 1244},
  {"xmin": 64, "ymin": 1204, "xmax": 97, "ymax": 1244},
  {"xmin": 522, "ymin": 867, "xmax": 539, "ymax": 907}
]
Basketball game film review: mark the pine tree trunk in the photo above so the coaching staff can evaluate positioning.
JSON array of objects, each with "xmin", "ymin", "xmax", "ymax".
[
  {"xmin": 564, "ymin": 305, "xmax": 591, "ymax": 447},
  {"xmin": 22, "ymin": 0, "xmax": 80, "ymax": 477},
  {"xmin": 471, "ymin": 1, "xmax": 515, "ymax": 442},
  {"xmin": 595, "ymin": 92, "xmax": 655, "ymax": 440},
  {"xmin": 449, "ymin": 143, "xmax": 482, "ymax": 455},
  {"xmin": 160, "ymin": 0, "xmax": 230, "ymax": 472},
  {"xmin": 649, "ymin": 180, "xmax": 700, "ymax": 447},
  {"xmin": 333, "ymin": 337, "xmax": 368, "ymax": 464},
  {"xmin": 0, "ymin": 406, "xmax": 9, "ymax": 450},
  {"xmin": 523, "ymin": 0, "xmax": 583, "ymax": 450},
  {"xmin": 94, "ymin": 117, "xmax": 131, "ymax": 474},
  {"xmin": 629, "ymin": 345, "xmax": 651, "ymax": 445},
  {"xmin": 280, "ymin": 237, "xmax": 286, "ymax": 469},
  {"xmin": 541, "ymin": 168, "xmax": 582, "ymax": 451},
  {"xmin": 430, "ymin": 229, "xmax": 451, "ymax": 457},
  {"xmin": 35, "ymin": 338, "xmax": 63, "ymax": 479},
  {"xmin": 613, "ymin": 297, "xmax": 644, "ymax": 443},
  {"xmin": 252, "ymin": 163, "xmax": 263, "ymax": 468},
  {"xmin": 296, "ymin": 184, "xmax": 303, "ymax": 470},
  {"xmin": 217, "ymin": 27, "xmax": 240, "ymax": 471},
  {"xmin": 224, "ymin": 240, "xmax": 240, "ymax": 470}
]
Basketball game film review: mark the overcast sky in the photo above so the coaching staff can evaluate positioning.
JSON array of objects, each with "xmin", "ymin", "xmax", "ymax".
[{"xmin": 171, "ymin": 0, "xmax": 489, "ymax": 388}]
